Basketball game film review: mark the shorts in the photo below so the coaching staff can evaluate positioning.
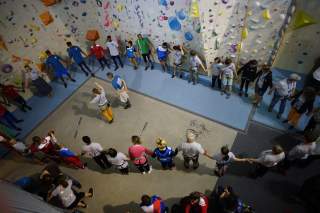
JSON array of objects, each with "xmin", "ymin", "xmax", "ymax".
[
  {"xmin": 158, "ymin": 57, "xmax": 167, "ymax": 62},
  {"xmin": 255, "ymin": 84, "xmax": 267, "ymax": 96},
  {"xmin": 174, "ymin": 62, "xmax": 183, "ymax": 67},
  {"xmin": 222, "ymin": 76, "xmax": 233, "ymax": 86},
  {"xmin": 67, "ymin": 191, "xmax": 85, "ymax": 209}
]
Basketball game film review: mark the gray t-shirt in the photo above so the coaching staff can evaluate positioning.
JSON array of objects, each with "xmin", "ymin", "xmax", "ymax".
[
  {"xmin": 256, "ymin": 150, "xmax": 285, "ymax": 167},
  {"xmin": 177, "ymin": 141, "xmax": 204, "ymax": 157}
]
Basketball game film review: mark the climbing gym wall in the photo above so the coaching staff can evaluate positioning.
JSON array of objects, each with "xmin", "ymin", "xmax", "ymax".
[{"xmin": 273, "ymin": 0, "xmax": 320, "ymax": 74}]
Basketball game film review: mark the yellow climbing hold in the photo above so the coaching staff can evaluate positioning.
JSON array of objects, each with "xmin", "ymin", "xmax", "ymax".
[
  {"xmin": 241, "ymin": 28, "xmax": 248, "ymax": 39},
  {"xmin": 262, "ymin": 9, "xmax": 271, "ymax": 20},
  {"xmin": 116, "ymin": 4, "xmax": 124, "ymax": 12},
  {"xmin": 190, "ymin": 0, "xmax": 200, "ymax": 18},
  {"xmin": 293, "ymin": 10, "xmax": 317, "ymax": 30},
  {"xmin": 113, "ymin": 20, "xmax": 120, "ymax": 29}
]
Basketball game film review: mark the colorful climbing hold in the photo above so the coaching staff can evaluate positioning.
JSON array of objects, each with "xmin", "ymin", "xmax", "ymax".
[
  {"xmin": 176, "ymin": 9, "xmax": 186, "ymax": 20},
  {"xmin": 168, "ymin": 16, "xmax": 181, "ymax": 31},
  {"xmin": 185, "ymin": 32, "xmax": 193, "ymax": 41}
]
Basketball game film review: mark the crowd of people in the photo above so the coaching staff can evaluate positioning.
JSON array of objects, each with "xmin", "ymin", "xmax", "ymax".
[{"xmin": 1, "ymin": 33, "xmax": 320, "ymax": 212}]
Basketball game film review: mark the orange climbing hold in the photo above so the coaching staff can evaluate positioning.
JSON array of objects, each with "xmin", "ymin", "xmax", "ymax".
[
  {"xmin": 39, "ymin": 11, "xmax": 54, "ymax": 26},
  {"xmin": 11, "ymin": 55, "xmax": 21, "ymax": 63},
  {"xmin": 86, "ymin": 30, "xmax": 100, "ymax": 41},
  {"xmin": 41, "ymin": 0, "xmax": 58, "ymax": 6}
]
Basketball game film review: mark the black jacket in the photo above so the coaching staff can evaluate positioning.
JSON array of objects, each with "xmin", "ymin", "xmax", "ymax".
[
  {"xmin": 291, "ymin": 91, "xmax": 315, "ymax": 114},
  {"xmin": 255, "ymin": 70, "xmax": 273, "ymax": 91},
  {"xmin": 238, "ymin": 63, "xmax": 257, "ymax": 81}
]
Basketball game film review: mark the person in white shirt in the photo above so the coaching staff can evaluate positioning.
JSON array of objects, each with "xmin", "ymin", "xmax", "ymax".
[
  {"xmin": 90, "ymin": 82, "xmax": 113, "ymax": 123},
  {"xmin": 211, "ymin": 57, "xmax": 224, "ymax": 90},
  {"xmin": 81, "ymin": 136, "xmax": 111, "ymax": 169},
  {"xmin": 48, "ymin": 179, "xmax": 93, "ymax": 209},
  {"xmin": 106, "ymin": 35, "xmax": 123, "ymax": 71},
  {"xmin": 0, "ymin": 135, "xmax": 29, "ymax": 154},
  {"xmin": 248, "ymin": 145, "xmax": 285, "ymax": 178},
  {"xmin": 188, "ymin": 50, "xmax": 207, "ymax": 85},
  {"xmin": 172, "ymin": 44, "xmax": 185, "ymax": 78},
  {"xmin": 175, "ymin": 131, "xmax": 207, "ymax": 169},
  {"xmin": 268, "ymin": 73, "xmax": 301, "ymax": 119},
  {"xmin": 221, "ymin": 58, "xmax": 237, "ymax": 99},
  {"xmin": 106, "ymin": 148, "xmax": 130, "ymax": 174}
]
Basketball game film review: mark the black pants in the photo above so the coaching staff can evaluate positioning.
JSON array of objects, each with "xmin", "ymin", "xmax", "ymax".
[
  {"xmin": 93, "ymin": 153, "xmax": 111, "ymax": 169},
  {"xmin": 240, "ymin": 78, "xmax": 250, "ymax": 94},
  {"xmin": 252, "ymin": 164, "xmax": 268, "ymax": 178},
  {"xmin": 183, "ymin": 155, "xmax": 199, "ymax": 169},
  {"xmin": 14, "ymin": 96, "xmax": 31, "ymax": 111},
  {"xmin": 304, "ymin": 116, "xmax": 317, "ymax": 133},
  {"xmin": 142, "ymin": 52, "xmax": 154, "ymax": 66},
  {"xmin": 111, "ymin": 55, "xmax": 123, "ymax": 68},
  {"xmin": 212, "ymin": 75, "xmax": 221, "ymax": 89},
  {"xmin": 97, "ymin": 57, "xmax": 110, "ymax": 69},
  {"xmin": 135, "ymin": 162, "xmax": 150, "ymax": 173},
  {"xmin": 119, "ymin": 167, "xmax": 129, "ymax": 174},
  {"xmin": 78, "ymin": 61, "xmax": 92, "ymax": 74}
]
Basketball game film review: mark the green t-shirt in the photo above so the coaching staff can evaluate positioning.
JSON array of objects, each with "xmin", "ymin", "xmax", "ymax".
[{"xmin": 136, "ymin": 38, "xmax": 150, "ymax": 54}]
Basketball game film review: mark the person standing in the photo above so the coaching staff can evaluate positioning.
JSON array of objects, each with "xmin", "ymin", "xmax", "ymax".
[
  {"xmin": 45, "ymin": 50, "xmax": 76, "ymax": 88},
  {"xmin": 106, "ymin": 148, "xmax": 130, "ymax": 175},
  {"xmin": 220, "ymin": 58, "xmax": 237, "ymax": 99},
  {"xmin": 136, "ymin": 34, "xmax": 154, "ymax": 70},
  {"xmin": 156, "ymin": 42, "xmax": 170, "ymax": 73},
  {"xmin": 189, "ymin": 50, "xmax": 207, "ymax": 85},
  {"xmin": 23, "ymin": 64, "xmax": 52, "ymax": 97},
  {"xmin": 172, "ymin": 45, "xmax": 185, "ymax": 78},
  {"xmin": 106, "ymin": 72, "xmax": 131, "ymax": 109},
  {"xmin": 90, "ymin": 41, "xmax": 110, "ymax": 70},
  {"xmin": 90, "ymin": 82, "xmax": 113, "ymax": 123},
  {"xmin": 128, "ymin": 135, "xmax": 153, "ymax": 174},
  {"xmin": 211, "ymin": 57, "xmax": 223, "ymax": 89},
  {"xmin": 252, "ymin": 64, "xmax": 273, "ymax": 106},
  {"xmin": 106, "ymin": 35, "xmax": 123, "ymax": 71},
  {"xmin": 237, "ymin": 60, "xmax": 258, "ymax": 97},
  {"xmin": 152, "ymin": 138, "xmax": 176, "ymax": 170},
  {"xmin": 81, "ymin": 136, "xmax": 111, "ymax": 169},
  {"xmin": 0, "ymin": 104, "xmax": 23, "ymax": 131},
  {"xmin": 66, "ymin": 41, "xmax": 94, "ymax": 77},
  {"xmin": 268, "ymin": 74, "xmax": 301, "ymax": 119},
  {"xmin": 0, "ymin": 83, "xmax": 32, "ymax": 112},
  {"xmin": 175, "ymin": 131, "xmax": 207, "ymax": 169},
  {"xmin": 126, "ymin": 40, "xmax": 138, "ymax": 70}
]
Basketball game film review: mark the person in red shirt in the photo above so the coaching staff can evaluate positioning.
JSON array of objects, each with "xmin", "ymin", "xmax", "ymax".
[
  {"xmin": 184, "ymin": 192, "xmax": 208, "ymax": 213},
  {"xmin": 0, "ymin": 104, "xmax": 23, "ymax": 131},
  {"xmin": 0, "ymin": 83, "xmax": 32, "ymax": 112},
  {"xmin": 90, "ymin": 41, "xmax": 110, "ymax": 70}
]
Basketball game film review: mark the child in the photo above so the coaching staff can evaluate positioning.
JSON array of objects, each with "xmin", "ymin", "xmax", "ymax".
[
  {"xmin": 0, "ymin": 83, "xmax": 32, "ymax": 112},
  {"xmin": 107, "ymin": 72, "xmax": 131, "ymax": 109},
  {"xmin": 90, "ymin": 82, "xmax": 113, "ymax": 123},
  {"xmin": 156, "ymin": 42, "xmax": 170, "ymax": 73},
  {"xmin": 211, "ymin": 57, "xmax": 223, "ymax": 89},
  {"xmin": 207, "ymin": 146, "xmax": 247, "ymax": 177},
  {"xmin": 58, "ymin": 145, "xmax": 86, "ymax": 169},
  {"xmin": 24, "ymin": 64, "xmax": 52, "ymax": 97},
  {"xmin": 189, "ymin": 50, "xmax": 207, "ymax": 85},
  {"xmin": 106, "ymin": 35, "xmax": 123, "ymax": 71},
  {"xmin": 237, "ymin": 60, "xmax": 258, "ymax": 97},
  {"xmin": 152, "ymin": 138, "xmax": 175, "ymax": 170},
  {"xmin": 221, "ymin": 58, "xmax": 237, "ymax": 98},
  {"xmin": 172, "ymin": 45, "xmax": 185, "ymax": 78},
  {"xmin": 90, "ymin": 41, "xmax": 110, "ymax": 70},
  {"xmin": 106, "ymin": 148, "xmax": 130, "ymax": 174},
  {"xmin": 126, "ymin": 40, "xmax": 138, "ymax": 70},
  {"xmin": 140, "ymin": 194, "xmax": 168, "ymax": 213}
]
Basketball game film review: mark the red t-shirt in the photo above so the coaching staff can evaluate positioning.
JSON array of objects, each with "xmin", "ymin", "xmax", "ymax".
[
  {"xmin": 90, "ymin": 44, "xmax": 105, "ymax": 59},
  {"xmin": 2, "ymin": 85, "xmax": 19, "ymax": 99},
  {"xmin": 185, "ymin": 195, "xmax": 208, "ymax": 213},
  {"xmin": 0, "ymin": 104, "xmax": 7, "ymax": 116}
]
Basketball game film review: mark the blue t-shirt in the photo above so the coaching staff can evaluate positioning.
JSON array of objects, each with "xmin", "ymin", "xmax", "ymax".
[
  {"xmin": 111, "ymin": 75, "xmax": 123, "ymax": 90},
  {"xmin": 157, "ymin": 46, "xmax": 168, "ymax": 60},
  {"xmin": 59, "ymin": 148, "xmax": 76, "ymax": 158},
  {"xmin": 126, "ymin": 46, "xmax": 135, "ymax": 58},
  {"xmin": 67, "ymin": 45, "xmax": 84, "ymax": 64},
  {"xmin": 45, "ymin": 55, "xmax": 65, "ymax": 72}
]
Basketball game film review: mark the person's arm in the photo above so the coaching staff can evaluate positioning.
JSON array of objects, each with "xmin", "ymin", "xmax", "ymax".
[
  {"xmin": 80, "ymin": 48, "xmax": 88, "ymax": 57},
  {"xmin": 120, "ymin": 79, "xmax": 128, "ymax": 91},
  {"xmin": 232, "ymin": 156, "xmax": 248, "ymax": 162},
  {"xmin": 94, "ymin": 82, "xmax": 104, "ymax": 92}
]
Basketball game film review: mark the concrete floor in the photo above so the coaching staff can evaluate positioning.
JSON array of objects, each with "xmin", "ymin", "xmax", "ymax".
[{"xmin": 0, "ymin": 78, "xmax": 237, "ymax": 213}]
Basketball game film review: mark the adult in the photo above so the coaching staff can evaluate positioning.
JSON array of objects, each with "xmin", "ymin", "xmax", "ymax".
[
  {"xmin": 268, "ymin": 73, "xmax": 301, "ymax": 119},
  {"xmin": 0, "ymin": 83, "xmax": 32, "ymax": 112},
  {"xmin": 248, "ymin": 145, "xmax": 285, "ymax": 178},
  {"xmin": 140, "ymin": 194, "xmax": 168, "ymax": 213},
  {"xmin": 90, "ymin": 41, "xmax": 110, "ymax": 70},
  {"xmin": 175, "ymin": 131, "xmax": 207, "ymax": 169},
  {"xmin": 45, "ymin": 50, "xmax": 76, "ymax": 88},
  {"xmin": 136, "ymin": 34, "xmax": 154, "ymax": 70},
  {"xmin": 106, "ymin": 148, "xmax": 130, "ymax": 175},
  {"xmin": 252, "ymin": 64, "xmax": 273, "ymax": 106},
  {"xmin": 189, "ymin": 50, "xmax": 207, "ymax": 85},
  {"xmin": 67, "ymin": 41, "xmax": 94, "ymax": 77},
  {"xmin": 81, "ymin": 136, "xmax": 111, "ymax": 169},
  {"xmin": 184, "ymin": 191, "xmax": 209, "ymax": 213},
  {"xmin": 128, "ymin": 135, "xmax": 153, "ymax": 174},
  {"xmin": 210, "ymin": 57, "xmax": 223, "ymax": 89},
  {"xmin": 106, "ymin": 72, "xmax": 131, "ymax": 109},
  {"xmin": 106, "ymin": 35, "xmax": 123, "ymax": 71},
  {"xmin": 23, "ymin": 64, "xmax": 52, "ymax": 97},
  {"xmin": 237, "ymin": 60, "xmax": 258, "ymax": 97},
  {"xmin": 0, "ymin": 103, "xmax": 23, "ymax": 131},
  {"xmin": 90, "ymin": 82, "xmax": 113, "ymax": 123}
]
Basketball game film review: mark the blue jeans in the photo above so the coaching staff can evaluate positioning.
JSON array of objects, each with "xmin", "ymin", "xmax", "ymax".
[{"xmin": 269, "ymin": 91, "xmax": 288, "ymax": 116}]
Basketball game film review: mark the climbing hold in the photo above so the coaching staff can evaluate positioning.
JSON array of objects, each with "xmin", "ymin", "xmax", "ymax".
[
  {"xmin": 221, "ymin": 0, "xmax": 228, "ymax": 4},
  {"xmin": 176, "ymin": 9, "xmax": 186, "ymax": 20},
  {"xmin": 262, "ymin": 9, "xmax": 271, "ymax": 20},
  {"xmin": 293, "ymin": 10, "xmax": 317, "ymax": 30},
  {"xmin": 39, "ymin": 11, "xmax": 54, "ymax": 26},
  {"xmin": 159, "ymin": 0, "xmax": 168, "ymax": 7},
  {"xmin": 241, "ymin": 27, "xmax": 248, "ymax": 39},
  {"xmin": 116, "ymin": 4, "xmax": 124, "ymax": 12},
  {"xmin": 185, "ymin": 32, "xmax": 193, "ymax": 41},
  {"xmin": 190, "ymin": 0, "xmax": 200, "ymax": 18},
  {"xmin": 1, "ymin": 64, "xmax": 13, "ymax": 73},
  {"xmin": 168, "ymin": 16, "xmax": 181, "ymax": 31},
  {"xmin": 82, "ymin": 12, "xmax": 87, "ymax": 16}
]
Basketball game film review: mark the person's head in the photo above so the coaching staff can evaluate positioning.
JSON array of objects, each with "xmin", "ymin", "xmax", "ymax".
[
  {"xmin": 107, "ymin": 35, "xmax": 112, "ymax": 42},
  {"xmin": 137, "ymin": 34, "xmax": 142, "ymax": 39},
  {"xmin": 262, "ymin": 64, "xmax": 271, "ymax": 72},
  {"xmin": 225, "ymin": 58, "xmax": 232, "ymax": 65},
  {"xmin": 272, "ymin": 145, "xmax": 283, "ymax": 155},
  {"xmin": 190, "ymin": 50, "xmax": 196, "ymax": 57},
  {"xmin": 92, "ymin": 87, "xmax": 101, "ymax": 95},
  {"xmin": 173, "ymin": 45, "xmax": 181, "ymax": 51},
  {"xmin": 24, "ymin": 64, "xmax": 32, "ymax": 71},
  {"xmin": 128, "ymin": 40, "xmax": 133, "ymax": 47},
  {"xmin": 107, "ymin": 148, "xmax": 118, "ymax": 158},
  {"xmin": 0, "ymin": 136, "xmax": 6, "ymax": 143},
  {"xmin": 82, "ymin": 136, "xmax": 91, "ymax": 145},
  {"xmin": 221, "ymin": 146, "xmax": 229, "ymax": 156},
  {"xmin": 249, "ymin": 60, "xmax": 258, "ymax": 68},
  {"xmin": 9, "ymin": 139, "xmax": 17, "ymax": 146},
  {"xmin": 58, "ymin": 179, "xmax": 69, "ymax": 188},
  {"xmin": 140, "ymin": 194, "xmax": 151, "ymax": 206},
  {"xmin": 288, "ymin": 73, "xmax": 301, "ymax": 82},
  {"xmin": 214, "ymin": 57, "xmax": 221, "ymax": 64},
  {"xmin": 162, "ymin": 42, "xmax": 168, "ymax": 49},
  {"xmin": 66, "ymin": 41, "xmax": 72, "ymax": 47},
  {"xmin": 106, "ymin": 72, "xmax": 114, "ymax": 80},
  {"xmin": 45, "ymin": 50, "xmax": 52, "ymax": 56},
  {"xmin": 156, "ymin": 138, "xmax": 167, "ymax": 151},
  {"xmin": 41, "ymin": 173, "xmax": 53, "ymax": 184},
  {"xmin": 186, "ymin": 131, "xmax": 196, "ymax": 143},
  {"xmin": 32, "ymin": 136, "xmax": 42, "ymax": 145},
  {"xmin": 131, "ymin": 135, "xmax": 141, "ymax": 145},
  {"xmin": 189, "ymin": 192, "xmax": 201, "ymax": 205}
]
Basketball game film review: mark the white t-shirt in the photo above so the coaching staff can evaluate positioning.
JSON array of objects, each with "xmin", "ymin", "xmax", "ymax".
[
  {"xmin": 177, "ymin": 141, "xmax": 205, "ymax": 157},
  {"xmin": 141, "ymin": 205, "xmax": 154, "ymax": 213},
  {"xmin": 51, "ymin": 180, "xmax": 76, "ymax": 208},
  {"xmin": 275, "ymin": 78, "xmax": 296, "ymax": 97},
  {"xmin": 90, "ymin": 88, "xmax": 108, "ymax": 107},
  {"xmin": 26, "ymin": 69, "xmax": 40, "ymax": 81},
  {"xmin": 221, "ymin": 63, "xmax": 236, "ymax": 78},
  {"xmin": 106, "ymin": 41, "xmax": 119, "ymax": 56},
  {"xmin": 256, "ymin": 150, "xmax": 285, "ymax": 167},
  {"xmin": 107, "ymin": 152, "xmax": 128, "ymax": 169},
  {"xmin": 82, "ymin": 142, "xmax": 103, "ymax": 158},
  {"xmin": 213, "ymin": 151, "xmax": 236, "ymax": 165},
  {"xmin": 313, "ymin": 66, "xmax": 320, "ymax": 81},
  {"xmin": 190, "ymin": 55, "xmax": 203, "ymax": 69},
  {"xmin": 173, "ymin": 50, "xmax": 183, "ymax": 65},
  {"xmin": 288, "ymin": 142, "xmax": 316, "ymax": 160},
  {"xmin": 211, "ymin": 63, "xmax": 223, "ymax": 76},
  {"xmin": 12, "ymin": 142, "xmax": 28, "ymax": 153}
]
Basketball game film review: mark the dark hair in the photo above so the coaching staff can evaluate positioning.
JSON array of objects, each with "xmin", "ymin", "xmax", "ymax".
[
  {"xmin": 108, "ymin": 148, "xmax": 118, "ymax": 158},
  {"xmin": 66, "ymin": 41, "xmax": 72, "ymax": 46},
  {"xmin": 214, "ymin": 57, "xmax": 221, "ymax": 63},
  {"xmin": 272, "ymin": 145, "xmax": 283, "ymax": 155},
  {"xmin": 107, "ymin": 72, "xmax": 114, "ymax": 79},
  {"xmin": 162, "ymin": 42, "xmax": 168, "ymax": 48},
  {"xmin": 225, "ymin": 58, "xmax": 232, "ymax": 65},
  {"xmin": 24, "ymin": 64, "xmax": 31, "ymax": 69},
  {"xmin": 141, "ymin": 195, "xmax": 151, "ymax": 206},
  {"xmin": 304, "ymin": 131, "xmax": 318, "ymax": 143},
  {"xmin": 137, "ymin": 34, "xmax": 142, "ymax": 37},
  {"xmin": 45, "ymin": 50, "xmax": 51, "ymax": 55},
  {"xmin": 41, "ymin": 174, "xmax": 53, "ymax": 183},
  {"xmin": 32, "ymin": 136, "xmax": 42, "ymax": 144},
  {"xmin": 221, "ymin": 146, "xmax": 229, "ymax": 155},
  {"xmin": 82, "ymin": 136, "xmax": 91, "ymax": 145},
  {"xmin": 189, "ymin": 191, "xmax": 201, "ymax": 202},
  {"xmin": 131, "ymin": 135, "xmax": 141, "ymax": 144},
  {"xmin": 190, "ymin": 50, "xmax": 196, "ymax": 56},
  {"xmin": 249, "ymin": 60, "xmax": 258, "ymax": 66},
  {"xmin": 59, "ymin": 180, "xmax": 69, "ymax": 188},
  {"xmin": 107, "ymin": 35, "xmax": 111, "ymax": 40},
  {"xmin": 92, "ymin": 88, "xmax": 100, "ymax": 94},
  {"xmin": 173, "ymin": 45, "xmax": 181, "ymax": 51},
  {"xmin": 128, "ymin": 40, "xmax": 133, "ymax": 45}
]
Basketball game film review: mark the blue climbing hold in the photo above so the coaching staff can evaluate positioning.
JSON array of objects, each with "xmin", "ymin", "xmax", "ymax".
[
  {"xmin": 80, "ymin": 0, "xmax": 86, "ymax": 3},
  {"xmin": 177, "ymin": 9, "xmax": 186, "ymax": 20},
  {"xmin": 168, "ymin": 17, "xmax": 181, "ymax": 31},
  {"xmin": 159, "ymin": 0, "xmax": 168, "ymax": 7},
  {"xmin": 185, "ymin": 32, "xmax": 193, "ymax": 41}
]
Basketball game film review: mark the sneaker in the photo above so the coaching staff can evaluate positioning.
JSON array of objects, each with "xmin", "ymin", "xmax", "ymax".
[
  {"xmin": 148, "ymin": 166, "xmax": 152, "ymax": 174},
  {"xmin": 171, "ymin": 75, "xmax": 175, "ymax": 78},
  {"xmin": 121, "ymin": 65, "xmax": 124, "ymax": 68},
  {"xmin": 144, "ymin": 66, "xmax": 149, "ymax": 70},
  {"xmin": 179, "ymin": 74, "xmax": 183, "ymax": 78},
  {"xmin": 64, "ymin": 83, "xmax": 68, "ymax": 88},
  {"xmin": 84, "ymin": 72, "xmax": 89, "ymax": 76},
  {"xmin": 142, "ymin": 171, "xmax": 146, "ymax": 175},
  {"xmin": 276, "ymin": 114, "xmax": 281, "ymax": 119},
  {"xmin": 151, "ymin": 65, "xmax": 154, "ymax": 70},
  {"xmin": 220, "ymin": 91, "xmax": 224, "ymax": 96},
  {"xmin": 134, "ymin": 66, "xmax": 138, "ymax": 70},
  {"xmin": 114, "ymin": 66, "xmax": 119, "ymax": 71},
  {"xmin": 91, "ymin": 73, "xmax": 95, "ymax": 77},
  {"xmin": 70, "ymin": 78, "xmax": 76, "ymax": 82},
  {"xmin": 226, "ymin": 94, "xmax": 231, "ymax": 99}
]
